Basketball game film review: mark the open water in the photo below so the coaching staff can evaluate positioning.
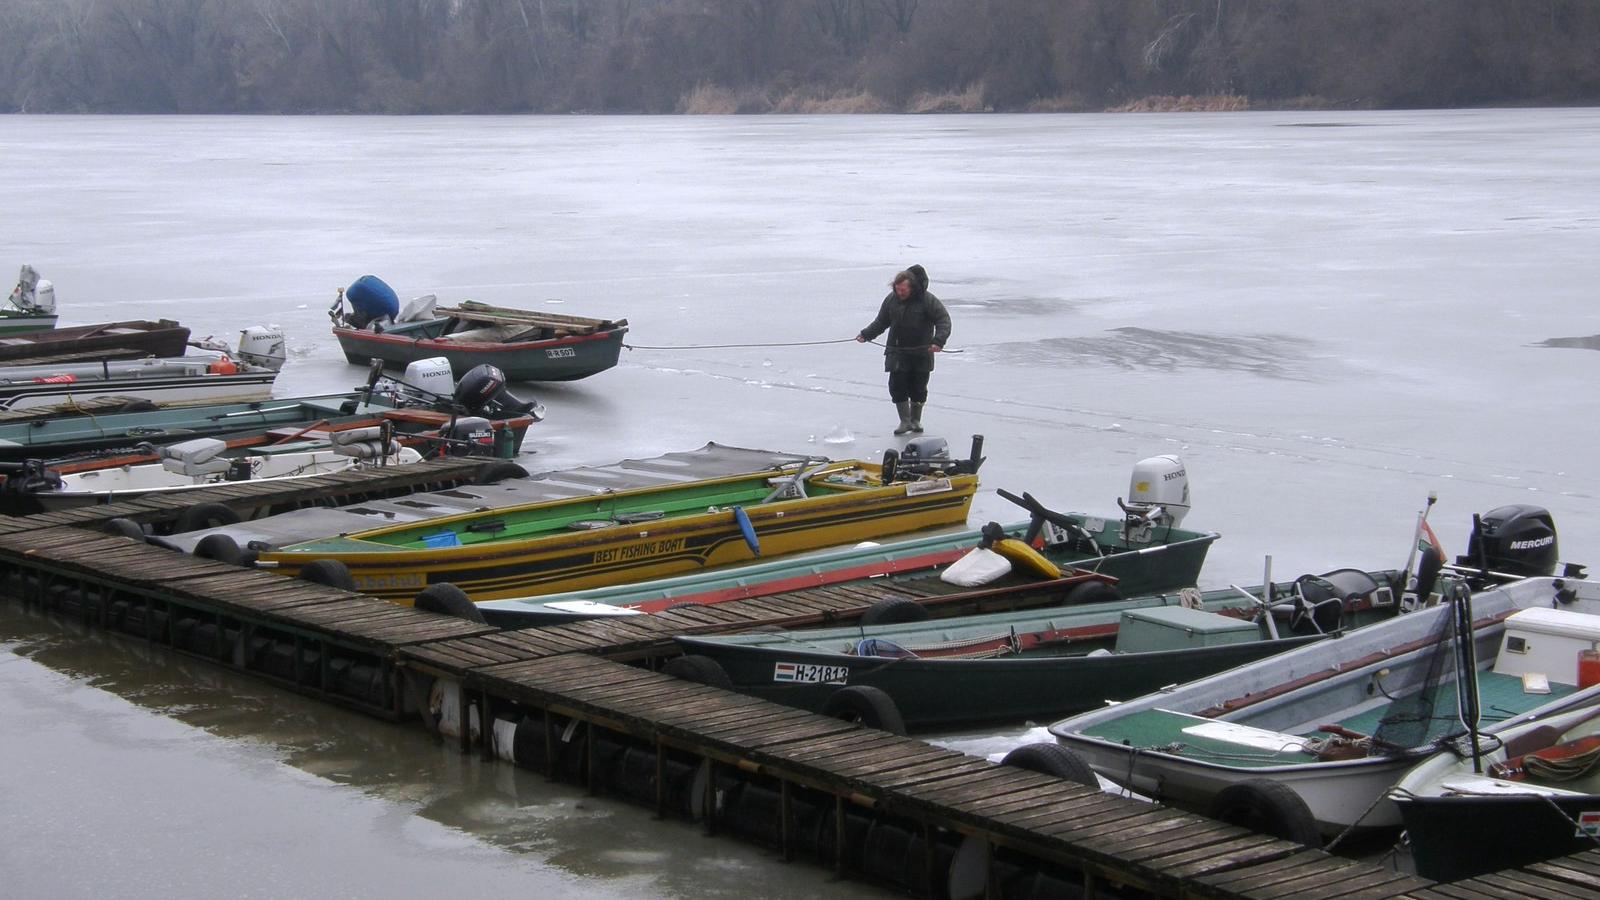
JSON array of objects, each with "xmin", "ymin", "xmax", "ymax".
[{"xmin": 3, "ymin": 109, "xmax": 1598, "ymax": 897}]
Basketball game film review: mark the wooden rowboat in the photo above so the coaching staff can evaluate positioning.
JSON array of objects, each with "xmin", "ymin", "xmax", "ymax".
[{"xmin": 333, "ymin": 300, "xmax": 627, "ymax": 382}]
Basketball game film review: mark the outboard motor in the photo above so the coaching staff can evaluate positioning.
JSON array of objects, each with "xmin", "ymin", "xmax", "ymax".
[
  {"xmin": 236, "ymin": 325, "xmax": 286, "ymax": 371},
  {"xmin": 454, "ymin": 364, "xmax": 508, "ymax": 415},
  {"xmin": 1457, "ymin": 504, "xmax": 1559, "ymax": 577},
  {"xmin": 9, "ymin": 265, "xmax": 55, "ymax": 313},
  {"xmin": 453, "ymin": 363, "xmax": 543, "ymax": 420},
  {"xmin": 884, "ymin": 434, "xmax": 985, "ymax": 482},
  {"xmin": 1120, "ymin": 455, "xmax": 1190, "ymax": 528},
  {"xmin": 402, "ymin": 357, "xmax": 455, "ymax": 400},
  {"xmin": 343, "ymin": 275, "xmax": 400, "ymax": 330},
  {"xmin": 440, "ymin": 416, "xmax": 496, "ymax": 456}
]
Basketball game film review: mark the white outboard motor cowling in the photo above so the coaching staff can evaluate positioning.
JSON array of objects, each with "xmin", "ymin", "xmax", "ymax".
[
  {"xmin": 402, "ymin": 357, "xmax": 454, "ymax": 398},
  {"xmin": 237, "ymin": 325, "xmax": 286, "ymax": 371},
  {"xmin": 1124, "ymin": 454, "xmax": 1190, "ymax": 528}
]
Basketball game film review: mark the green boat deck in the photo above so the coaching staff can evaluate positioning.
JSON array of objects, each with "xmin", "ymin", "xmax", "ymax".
[
  {"xmin": 285, "ymin": 469, "xmax": 870, "ymax": 552},
  {"xmin": 1082, "ymin": 671, "xmax": 1578, "ymax": 769}
]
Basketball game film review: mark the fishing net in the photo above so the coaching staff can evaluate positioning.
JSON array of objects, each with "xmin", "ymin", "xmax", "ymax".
[{"xmin": 1372, "ymin": 585, "xmax": 1475, "ymax": 752}]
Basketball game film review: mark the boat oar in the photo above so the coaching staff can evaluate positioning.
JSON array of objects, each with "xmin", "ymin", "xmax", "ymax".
[{"xmin": 732, "ymin": 506, "xmax": 760, "ymax": 557}]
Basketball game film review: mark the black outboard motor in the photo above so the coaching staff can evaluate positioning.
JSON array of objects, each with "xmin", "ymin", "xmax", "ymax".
[
  {"xmin": 1457, "ymin": 504, "xmax": 1559, "ymax": 577},
  {"xmin": 884, "ymin": 434, "xmax": 986, "ymax": 482},
  {"xmin": 452, "ymin": 364, "xmax": 542, "ymax": 419},
  {"xmin": 440, "ymin": 416, "xmax": 497, "ymax": 456}
]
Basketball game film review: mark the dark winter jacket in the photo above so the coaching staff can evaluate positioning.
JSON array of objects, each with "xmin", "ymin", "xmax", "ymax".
[{"xmin": 857, "ymin": 264, "xmax": 952, "ymax": 373}]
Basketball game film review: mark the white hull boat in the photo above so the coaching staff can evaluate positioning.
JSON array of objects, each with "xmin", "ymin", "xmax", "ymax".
[
  {"xmin": 37, "ymin": 428, "xmax": 423, "ymax": 509},
  {"xmin": 1049, "ymin": 574, "xmax": 1600, "ymax": 842}
]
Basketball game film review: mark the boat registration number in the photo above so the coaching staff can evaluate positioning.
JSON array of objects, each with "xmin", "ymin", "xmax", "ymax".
[
  {"xmin": 352, "ymin": 572, "xmax": 424, "ymax": 591},
  {"xmin": 903, "ymin": 478, "xmax": 952, "ymax": 496},
  {"xmin": 545, "ymin": 347, "xmax": 577, "ymax": 358},
  {"xmin": 773, "ymin": 662, "xmax": 848, "ymax": 685}
]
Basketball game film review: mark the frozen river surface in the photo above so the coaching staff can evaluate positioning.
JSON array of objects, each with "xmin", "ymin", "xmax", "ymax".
[{"xmin": 3, "ymin": 109, "xmax": 1598, "ymax": 897}]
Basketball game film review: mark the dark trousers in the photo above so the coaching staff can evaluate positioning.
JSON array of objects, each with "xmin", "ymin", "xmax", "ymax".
[{"xmin": 887, "ymin": 371, "xmax": 930, "ymax": 403}]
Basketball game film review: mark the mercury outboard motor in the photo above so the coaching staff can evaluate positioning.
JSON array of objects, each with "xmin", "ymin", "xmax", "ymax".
[{"xmin": 1457, "ymin": 504, "xmax": 1559, "ymax": 577}]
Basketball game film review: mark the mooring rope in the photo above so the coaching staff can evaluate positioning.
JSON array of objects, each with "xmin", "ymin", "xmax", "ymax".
[{"xmin": 622, "ymin": 338, "xmax": 962, "ymax": 352}]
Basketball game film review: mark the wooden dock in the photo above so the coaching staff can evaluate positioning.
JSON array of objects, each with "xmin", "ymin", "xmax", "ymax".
[{"xmin": 0, "ymin": 460, "xmax": 1593, "ymax": 898}]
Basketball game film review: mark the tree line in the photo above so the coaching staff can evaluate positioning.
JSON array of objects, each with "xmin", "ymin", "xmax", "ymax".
[{"xmin": 4, "ymin": 0, "xmax": 1598, "ymax": 114}]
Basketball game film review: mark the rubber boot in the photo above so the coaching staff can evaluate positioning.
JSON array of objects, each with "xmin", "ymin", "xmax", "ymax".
[
  {"xmin": 909, "ymin": 401, "xmax": 924, "ymax": 433},
  {"xmin": 893, "ymin": 401, "xmax": 914, "ymax": 435}
]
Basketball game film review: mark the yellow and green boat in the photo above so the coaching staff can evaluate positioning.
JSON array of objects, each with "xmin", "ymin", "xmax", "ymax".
[{"xmin": 256, "ymin": 458, "xmax": 979, "ymax": 601}]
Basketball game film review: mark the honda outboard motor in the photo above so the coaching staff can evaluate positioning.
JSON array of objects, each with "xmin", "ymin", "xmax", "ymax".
[
  {"xmin": 344, "ymin": 275, "xmax": 400, "ymax": 330},
  {"xmin": 236, "ymin": 325, "xmax": 286, "ymax": 371},
  {"xmin": 403, "ymin": 357, "xmax": 455, "ymax": 399},
  {"xmin": 1121, "ymin": 455, "xmax": 1190, "ymax": 528},
  {"xmin": 1458, "ymin": 504, "xmax": 1559, "ymax": 577}
]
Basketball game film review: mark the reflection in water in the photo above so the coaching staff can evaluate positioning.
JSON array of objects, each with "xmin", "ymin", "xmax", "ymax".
[
  {"xmin": 0, "ymin": 603, "xmax": 886, "ymax": 900},
  {"xmin": 981, "ymin": 326, "xmax": 1324, "ymax": 380}
]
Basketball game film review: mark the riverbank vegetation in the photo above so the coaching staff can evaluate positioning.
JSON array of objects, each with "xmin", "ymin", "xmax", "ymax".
[{"xmin": 4, "ymin": 0, "xmax": 1598, "ymax": 114}]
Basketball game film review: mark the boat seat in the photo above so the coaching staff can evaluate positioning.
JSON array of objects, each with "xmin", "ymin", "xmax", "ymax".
[
  {"xmin": 158, "ymin": 437, "xmax": 232, "ymax": 477},
  {"xmin": 329, "ymin": 426, "xmax": 397, "ymax": 459}
]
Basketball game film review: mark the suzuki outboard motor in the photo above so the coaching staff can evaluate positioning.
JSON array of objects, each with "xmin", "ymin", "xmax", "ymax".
[
  {"xmin": 440, "ymin": 416, "xmax": 496, "ymax": 456},
  {"xmin": 1458, "ymin": 504, "xmax": 1559, "ymax": 577},
  {"xmin": 1121, "ymin": 455, "xmax": 1190, "ymax": 528}
]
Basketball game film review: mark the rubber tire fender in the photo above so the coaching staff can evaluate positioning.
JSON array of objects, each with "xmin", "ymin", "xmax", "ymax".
[
  {"xmin": 819, "ymin": 685, "xmax": 907, "ymax": 735},
  {"xmin": 1063, "ymin": 580, "xmax": 1121, "ymax": 606},
  {"xmin": 297, "ymin": 558, "xmax": 356, "ymax": 591},
  {"xmin": 1000, "ymin": 742, "xmax": 1099, "ymax": 788},
  {"xmin": 192, "ymin": 533, "xmax": 244, "ymax": 565},
  {"xmin": 103, "ymin": 517, "xmax": 147, "ymax": 543},
  {"xmin": 473, "ymin": 461, "xmax": 529, "ymax": 485},
  {"xmin": 1207, "ymin": 778, "xmax": 1322, "ymax": 847},
  {"xmin": 413, "ymin": 583, "xmax": 487, "ymax": 624},
  {"xmin": 662, "ymin": 654, "xmax": 734, "ymax": 690},
  {"xmin": 175, "ymin": 502, "xmax": 240, "ymax": 533},
  {"xmin": 859, "ymin": 596, "xmax": 929, "ymax": 627}
]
